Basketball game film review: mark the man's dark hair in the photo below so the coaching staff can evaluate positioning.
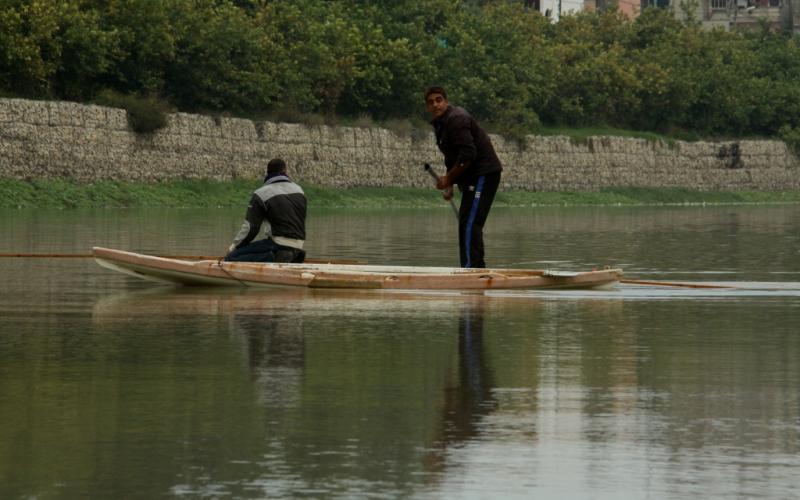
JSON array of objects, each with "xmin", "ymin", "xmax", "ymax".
[
  {"xmin": 425, "ymin": 86, "xmax": 447, "ymax": 101},
  {"xmin": 266, "ymin": 158, "xmax": 286, "ymax": 175}
]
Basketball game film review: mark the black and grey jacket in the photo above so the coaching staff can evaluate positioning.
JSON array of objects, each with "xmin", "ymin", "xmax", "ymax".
[
  {"xmin": 231, "ymin": 174, "xmax": 307, "ymax": 250},
  {"xmin": 431, "ymin": 105, "xmax": 502, "ymax": 187}
]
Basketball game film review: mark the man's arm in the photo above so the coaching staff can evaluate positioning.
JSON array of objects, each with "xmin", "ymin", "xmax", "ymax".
[
  {"xmin": 227, "ymin": 194, "xmax": 266, "ymax": 253},
  {"xmin": 436, "ymin": 114, "xmax": 476, "ymax": 189},
  {"xmin": 436, "ymin": 162, "xmax": 469, "ymax": 189}
]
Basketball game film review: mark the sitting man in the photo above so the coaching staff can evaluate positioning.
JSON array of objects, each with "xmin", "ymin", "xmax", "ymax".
[{"xmin": 224, "ymin": 158, "xmax": 307, "ymax": 263}]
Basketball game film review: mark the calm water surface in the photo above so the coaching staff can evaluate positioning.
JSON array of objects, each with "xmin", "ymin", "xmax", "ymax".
[{"xmin": 1, "ymin": 205, "xmax": 799, "ymax": 499}]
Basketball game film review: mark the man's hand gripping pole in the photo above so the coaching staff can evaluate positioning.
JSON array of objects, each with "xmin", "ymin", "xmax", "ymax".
[{"xmin": 424, "ymin": 163, "xmax": 459, "ymax": 218}]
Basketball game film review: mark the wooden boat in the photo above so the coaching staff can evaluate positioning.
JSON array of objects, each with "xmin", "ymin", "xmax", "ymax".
[{"xmin": 92, "ymin": 247, "xmax": 622, "ymax": 290}]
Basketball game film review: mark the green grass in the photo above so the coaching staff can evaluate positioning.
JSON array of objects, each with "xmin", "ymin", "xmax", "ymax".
[
  {"xmin": 536, "ymin": 126, "xmax": 683, "ymax": 147},
  {"xmin": 2, "ymin": 178, "xmax": 800, "ymax": 209},
  {"xmin": 303, "ymin": 185, "xmax": 447, "ymax": 208},
  {"xmin": 0, "ymin": 178, "xmax": 255, "ymax": 209},
  {"xmin": 496, "ymin": 187, "xmax": 800, "ymax": 206}
]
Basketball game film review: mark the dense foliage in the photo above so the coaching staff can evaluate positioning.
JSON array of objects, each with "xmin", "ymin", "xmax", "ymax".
[{"xmin": 1, "ymin": 0, "xmax": 799, "ymax": 139}]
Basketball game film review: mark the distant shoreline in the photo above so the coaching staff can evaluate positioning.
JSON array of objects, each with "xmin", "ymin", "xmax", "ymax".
[{"xmin": 2, "ymin": 179, "xmax": 800, "ymax": 210}]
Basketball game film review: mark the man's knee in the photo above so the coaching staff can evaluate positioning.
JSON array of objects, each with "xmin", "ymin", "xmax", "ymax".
[
  {"xmin": 225, "ymin": 245, "xmax": 276, "ymax": 262},
  {"xmin": 274, "ymin": 248, "xmax": 304, "ymax": 263}
]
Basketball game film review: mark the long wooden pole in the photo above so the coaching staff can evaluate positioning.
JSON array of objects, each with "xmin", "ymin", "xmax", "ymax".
[
  {"xmin": 0, "ymin": 253, "xmax": 364, "ymax": 264},
  {"xmin": 0, "ymin": 253, "xmax": 100, "ymax": 258},
  {"xmin": 620, "ymin": 279, "xmax": 734, "ymax": 289},
  {"xmin": 1, "ymin": 252, "xmax": 221, "ymax": 259}
]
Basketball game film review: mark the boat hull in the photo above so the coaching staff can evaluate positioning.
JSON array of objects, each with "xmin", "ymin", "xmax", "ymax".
[{"xmin": 93, "ymin": 247, "xmax": 622, "ymax": 290}]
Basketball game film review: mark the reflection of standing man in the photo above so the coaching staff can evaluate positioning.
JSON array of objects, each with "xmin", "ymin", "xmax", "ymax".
[
  {"xmin": 451, "ymin": 300, "xmax": 496, "ymax": 434},
  {"xmin": 423, "ymin": 300, "xmax": 496, "ymax": 475},
  {"xmin": 425, "ymin": 86, "xmax": 503, "ymax": 268}
]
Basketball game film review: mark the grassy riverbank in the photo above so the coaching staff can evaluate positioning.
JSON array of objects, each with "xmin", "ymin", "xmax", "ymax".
[{"xmin": 2, "ymin": 178, "xmax": 800, "ymax": 210}]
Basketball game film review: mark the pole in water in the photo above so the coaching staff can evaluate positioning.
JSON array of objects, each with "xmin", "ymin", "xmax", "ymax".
[{"xmin": 423, "ymin": 163, "xmax": 459, "ymax": 218}]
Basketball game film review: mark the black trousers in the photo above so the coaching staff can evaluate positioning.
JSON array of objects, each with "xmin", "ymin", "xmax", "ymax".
[
  {"xmin": 458, "ymin": 171, "xmax": 500, "ymax": 268},
  {"xmin": 224, "ymin": 238, "xmax": 305, "ymax": 263}
]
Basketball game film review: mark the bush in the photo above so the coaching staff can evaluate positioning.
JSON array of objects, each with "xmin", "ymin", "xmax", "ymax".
[
  {"xmin": 778, "ymin": 125, "xmax": 800, "ymax": 156},
  {"xmin": 94, "ymin": 90, "xmax": 170, "ymax": 133}
]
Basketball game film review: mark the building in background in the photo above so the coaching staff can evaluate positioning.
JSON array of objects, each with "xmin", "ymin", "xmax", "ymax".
[
  {"xmin": 691, "ymin": 0, "xmax": 798, "ymax": 31},
  {"xmin": 656, "ymin": 0, "xmax": 800, "ymax": 31},
  {"xmin": 524, "ymin": 0, "xmax": 800, "ymax": 30},
  {"xmin": 587, "ymin": 0, "xmax": 644, "ymax": 17},
  {"xmin": 535, "ymin": 0, "xmax": 590, "ymax": 20},
  {"xmin": 526, "ymin": 0, "xmax": 640, "ymax": 19}
]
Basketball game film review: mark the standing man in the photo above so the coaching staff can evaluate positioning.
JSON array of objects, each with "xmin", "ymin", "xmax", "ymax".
[
  {"xmin": 224, "ymin": 158, "xmax": 307, "ymax": 263},
  {"xmin": 425, "ymin": 86, "xmax": 503, "ymax": 269}
]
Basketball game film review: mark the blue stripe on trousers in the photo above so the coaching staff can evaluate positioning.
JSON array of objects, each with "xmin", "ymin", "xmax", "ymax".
[{"xmin": 464, "ymin": 175, "xmax": 486, "ymax": 268}]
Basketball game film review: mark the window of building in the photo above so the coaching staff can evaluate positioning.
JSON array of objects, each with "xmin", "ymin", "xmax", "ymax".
[{"xmin": 641, "ymin": 0, "xmax": 670, "ymax": 7}]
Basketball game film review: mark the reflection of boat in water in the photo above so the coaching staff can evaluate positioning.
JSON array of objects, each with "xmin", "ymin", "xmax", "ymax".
[
  {"xmin": 91, "ymin": 286, "xmax": 506, "ymax": 323},
  {"xmin": 93, "ymin": 286, "xmax": 313, "ymax": 320},
  {"xmin": 93, "ymin": 247, "xmax": 622, "ymax": 291}
]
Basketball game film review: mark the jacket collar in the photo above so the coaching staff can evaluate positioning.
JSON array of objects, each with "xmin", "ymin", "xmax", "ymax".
[
  {"xmin": 430, "ymin": 105, "xmax": 453, "ymax": 126},
  {"xmin": 263, "ymin": 173, "xmax": 291, "ymax": 184}
]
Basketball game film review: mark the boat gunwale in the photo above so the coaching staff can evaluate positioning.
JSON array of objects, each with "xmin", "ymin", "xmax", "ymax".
[{"xmin": 92, "ymin": 247, "xmax": 623, "ymax": 290}]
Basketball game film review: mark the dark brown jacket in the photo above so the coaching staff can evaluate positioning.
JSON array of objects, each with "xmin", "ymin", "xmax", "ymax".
[{"xmin": 431, "ymin": 105, "xmax": 502, "ymax": 187}]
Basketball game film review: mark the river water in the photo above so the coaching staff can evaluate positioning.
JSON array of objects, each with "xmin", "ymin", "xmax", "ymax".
[{"xmin": 1, "ymin": 205, "xmax": 799, "ymax": 499}]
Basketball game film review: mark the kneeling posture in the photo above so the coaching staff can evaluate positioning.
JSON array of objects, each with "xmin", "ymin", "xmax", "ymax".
[{"xmin": 225, "ymin": 158, "xmax": 307, "ymax": 263}]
